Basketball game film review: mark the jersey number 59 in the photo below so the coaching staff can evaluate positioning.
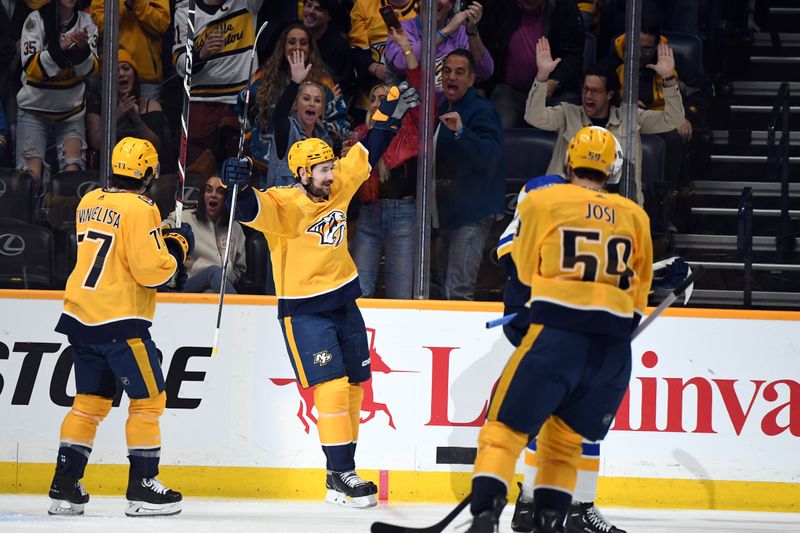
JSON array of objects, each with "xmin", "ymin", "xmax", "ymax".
[{"xmin": 560, "ymin": 228, "xmax": 633, "ymax": 290}]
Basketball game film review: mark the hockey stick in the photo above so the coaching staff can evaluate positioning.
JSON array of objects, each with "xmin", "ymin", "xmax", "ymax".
[
  {"xmin": 485, "ymin": 258, "xmax": 698, "ymax": 330},
  {"xmin": 174, "ymin": 0, "xmax": 198, "ymax": 228},
  {"xmin": 630, "ymin": 265, "xmax": 704, "ymax": 341},
  {"xmin": 211, "ymin": 19, "xmax": 269, "ymax": 355},
  {"xmin": 370, "ymin": 493, "xmax": 471, "ymax": 533}
]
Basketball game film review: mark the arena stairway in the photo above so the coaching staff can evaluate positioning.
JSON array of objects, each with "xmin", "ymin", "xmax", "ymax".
[{"xmin": 669, "ymin": 0, "xmax": 800, "ymax": 309}]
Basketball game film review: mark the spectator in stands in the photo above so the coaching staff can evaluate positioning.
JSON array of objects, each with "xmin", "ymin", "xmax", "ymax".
[
  {"xmin": 302, "ymin": 0, "xmax": 354, "ymax": 90},
  {"xmin": 525, "ymin": 37, "xmax": 685, "ymax": 206},
  {"xmin": 600, "ymin": 18, "xmax": 712, "ymax": 191},
  {"xmin": 16, "ymin": 0, "xmax": 99, "ymax": 192},
  {"xmin": 172, "ymin": 0, "xmax": 263, "ymax": 175},
  {"xmin": 265, "ymin": 48, "xmax": 334, "ymax": 188},
  {"xmin": 434, "ymin": 48, "xmax": 504, "ymax": 301},
  {"xmin": 0, "ymin": 1, "xmax": 32, "ymax": 106},
  {"xmin": 351, "ymin": 26, "xmax": 421, "ymax": 299},
  {"xmin": 577, "ymin": 0, "xmax": 600, "ymax": 32},
  {"xmin": 90, "ymin": 0, "xmax": 170, "ymax": 101},
  {"xmin": 162, "ymin": 174, "xmax": 246, "ymax": 294},
  {"xmin": 86, "ymin": 49, "xmax": 169, "ymax": 158},
  {"xmin": 385, "ymin": 0, "xmax": 493, "ymax": 94},
  {"xmin": 249, "ymin": 23, "xmax": 349, "ymax": 185},
  {"xmin": 349, "ymin": 0, "xmax": 418, "ymax": 123},
  {"xmin": 479, "ymin": 0, "xmax": 584, "ymax": 128}
]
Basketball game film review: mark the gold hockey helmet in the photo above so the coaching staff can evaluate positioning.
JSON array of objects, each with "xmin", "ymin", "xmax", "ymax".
[
  {"xmin": 565, "ymin": 126, "xmax": 618, "ymax": 179},
  {"xmin": 112, "ymin": 137, "xmax": 160, "ymax": 180},
  {"xmin": 287, "ymin": 138, "xmax": 334, "ymax": 181}
]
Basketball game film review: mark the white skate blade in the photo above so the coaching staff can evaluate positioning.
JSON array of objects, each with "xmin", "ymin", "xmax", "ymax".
[
  {"xmin": 325, "ymin": 489, "xmax": 377, "ymax": 509},
  {"xmin": 125, "ymin": 500, "xmax": 182, "ymax": 517},
  {"xmin": 48, "ymin": 499, "xmax": 85, "ymax": 516}
]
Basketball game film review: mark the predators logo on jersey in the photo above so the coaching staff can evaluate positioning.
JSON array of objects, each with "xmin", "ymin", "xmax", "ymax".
[{"xmin": 307, "ymin": 211, "xmax": 347, "ymax": 247}]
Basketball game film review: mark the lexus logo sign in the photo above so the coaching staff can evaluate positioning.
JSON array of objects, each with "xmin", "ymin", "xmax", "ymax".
[
  {"xmin": 0, "ymin": 179, "xmax": 7, "ymax": 196},
  {"xmin": 0, "ymin": 234, "xmax": 25, "ymax": 256}
]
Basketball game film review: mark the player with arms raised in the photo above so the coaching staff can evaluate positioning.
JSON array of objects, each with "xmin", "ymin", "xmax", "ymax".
[
  {"xmin": 50, "ymin": 137, "xmax": 194, "ymax": 517},
  {"xmin": 220, "ymin": 84, "xmax": 418, "ymax": 509},
  {"xmin": 467, "ymin": 126, "xmax": 653, "ymax": 532}
]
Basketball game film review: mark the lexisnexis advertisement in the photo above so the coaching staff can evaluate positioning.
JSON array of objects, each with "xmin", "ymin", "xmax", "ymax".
[{"xmin": 1, "ymin": 292, "xmax": 799, "ymax": 510}]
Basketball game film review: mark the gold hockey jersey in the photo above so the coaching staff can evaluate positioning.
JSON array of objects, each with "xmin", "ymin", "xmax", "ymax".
[
  {"xmin": 244, "ymin": 143, "xmax": 370, "ymax": 317},
  {"xmin": 56, "ymin": 189, "xmax": 178, "ymax": 343},
  {"xmin": 513, "ymin": 183, "xmax": 653, "ymax": 339}
]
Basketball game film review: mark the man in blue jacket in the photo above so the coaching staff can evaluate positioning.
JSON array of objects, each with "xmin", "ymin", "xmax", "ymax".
[{"xmin": 435, "ymin": 48, "xmax": 504, "ymax": 300}]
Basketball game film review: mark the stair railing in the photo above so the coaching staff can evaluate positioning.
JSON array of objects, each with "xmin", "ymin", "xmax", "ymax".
[
  {"xmin": 766, "ymin": 82, "xmax": 795, "ymax": 261},
  {"xmin": 737, "ymin": 187, "xmax": 754, "ymax": 308}
]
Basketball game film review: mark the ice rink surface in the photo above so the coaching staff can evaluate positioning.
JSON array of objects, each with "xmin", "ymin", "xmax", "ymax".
[{"xmin": 1, "ymin": 495, "xmax": 799, "ymax": 532}]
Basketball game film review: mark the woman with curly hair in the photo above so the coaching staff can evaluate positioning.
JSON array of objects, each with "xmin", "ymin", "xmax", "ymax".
[{"xmin": 246, "ymin": 23, "xmax": 351, "ymax": 186}]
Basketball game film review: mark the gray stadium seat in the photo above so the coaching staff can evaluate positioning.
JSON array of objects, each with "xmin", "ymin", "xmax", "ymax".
[
  {"xmin": 583, "ymin": 32, "xmax": 597, "ymax": 72},
  {"xmin": 640, "ymin": 133, "xmax": 667, "ymax": 212},
  {"xmin": 44, "ymin": 170, "xmax": 102, "ymax": 231},
  {"xmin": 148, "ymin": 173, "xmax": 207, "ymax": 220},
  {"xmin": 0, "ymin": 221, "xmax": 55, "ymax": 289},
  {"xmin": 663, "ymin": 31, "xmax": 706, "ymax": 80},
  {"xmin": 0, "ymin": 168, "xmax": 35, "ymax": 223}
]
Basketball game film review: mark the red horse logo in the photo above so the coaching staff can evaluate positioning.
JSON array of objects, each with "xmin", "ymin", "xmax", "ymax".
[{"xmin": 269, "ymin": 327, "xmax": 415, "ymax": 433}]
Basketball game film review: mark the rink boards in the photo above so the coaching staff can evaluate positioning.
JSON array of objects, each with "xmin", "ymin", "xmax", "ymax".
[{"xmin": 1, "ymin": 290, "xmax": 799, "ymax": 512}]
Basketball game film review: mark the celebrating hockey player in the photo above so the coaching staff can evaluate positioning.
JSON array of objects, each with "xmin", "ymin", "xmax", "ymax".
[
  {"xmin": 497, "ymin": 129, "xmax": 627, "ymax": 533},
  {"xmin": 50, "ymin": 137, "xmax": 193, "ymax": 517},
  {"xmin": 220, "ymin": 83, "xmax": 419, "ymax": 508},
  {"xmin": 467, "ymin": 126, "xmax": 653, "ymax": 533}
]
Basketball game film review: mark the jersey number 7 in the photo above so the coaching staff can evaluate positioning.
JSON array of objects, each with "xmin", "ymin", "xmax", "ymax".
[{"xmin": 78, "ymin": 230, "xmax": 115, "ymax": 289}]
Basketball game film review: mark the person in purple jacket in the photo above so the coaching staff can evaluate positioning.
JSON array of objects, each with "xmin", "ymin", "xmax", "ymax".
[{"xmin": 384, "ymin": 0, "xmax": 493, "ymax": 93}]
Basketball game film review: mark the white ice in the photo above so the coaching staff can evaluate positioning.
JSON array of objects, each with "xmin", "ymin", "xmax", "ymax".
[{"xmin": 1, "ymin": 495, "xmax": 799, "ymax": 532}]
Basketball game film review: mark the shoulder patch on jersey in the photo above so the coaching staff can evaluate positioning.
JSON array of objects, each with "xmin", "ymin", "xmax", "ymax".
[
  {"xmin": 137, "ymin": 195, "xmax": 155, "ymax": 206},
  {"xmin": 26, "ymin": 17, "xmax": 35, "ymax": 30}
]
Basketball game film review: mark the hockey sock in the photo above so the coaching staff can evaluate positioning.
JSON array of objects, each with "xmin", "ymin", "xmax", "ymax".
[
  {"xmin": 314, "ymin": 377, "xmax": 355, "ymax": 472},
  {"xmin": 522, "ymin": 434, "xmax": 601, "ymax": 503},
  {"xmin": 348, "ymin": 383, "xmax": 364, "ymax": 443},
  {"xmin": 533, "ymin": 416, "xmax": 582, "ymax": 506},
  {"xmin": 472, "ymin": 420, "xmax": 528, "ymax": 513},
  {"xmin": 58, "ymin": 394, "xmax": 113, "ymax": 478},
  {"xmin": 126, "ymin": 392, "xmax": 165, "ymax": 479}
]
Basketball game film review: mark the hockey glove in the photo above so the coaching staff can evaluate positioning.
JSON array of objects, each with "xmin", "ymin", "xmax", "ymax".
[
  {"xmin": 221, "ymin": 156, "xmax": 253, "ymax": 188},
  {"xmin": 162, "ymin": 224, "xmax": 195, "ymax": 265},
  {"xmin": 651, "ymin": 256, "xmax": 689, "ymax": 292},
  {"xmin": 371, "ymin": 81, "xmax": 420, "ymax": 131}
]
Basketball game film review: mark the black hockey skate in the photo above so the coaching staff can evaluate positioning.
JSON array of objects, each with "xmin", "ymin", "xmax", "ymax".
[
  {"xmin": 48, "ymin": 471, "xmax": 90, "ymax": 516},
  {"xmin": 324, "ymin": 470, "xmax": 377, "ymax": 508},
  {"xmin": 511, "ymin": 482, "xmax": 534, "ymax": 532},
  {"xmin": 465, "ymin": 495, "xmax": 506, "ymax": 533},
  {"xmin": 125, "ymin": 477, "xmax": 182, "ymax": 517},
  {"xmin": 567, "ymin": 502, "xmax": 626, "ymax": 533},
  {"xmin": 534, "ymin": 508, "xmax": 567, "ymax": 533}
]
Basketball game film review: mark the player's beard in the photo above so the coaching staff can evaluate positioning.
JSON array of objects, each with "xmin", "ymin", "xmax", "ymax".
[{"xmin": 305, "ymin": 181, "xmax": 330, "ymax": 199}]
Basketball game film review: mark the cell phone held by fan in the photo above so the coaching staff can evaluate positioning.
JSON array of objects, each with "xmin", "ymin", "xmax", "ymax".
[{"xmin": 379, "ymin": 6, "xmax": 401, "ymax": 31}]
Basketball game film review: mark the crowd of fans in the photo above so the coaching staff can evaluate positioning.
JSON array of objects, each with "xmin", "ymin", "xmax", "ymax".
[{"xmin": 0, "ymin": 0, "xmax": 724, "ymax": 300}]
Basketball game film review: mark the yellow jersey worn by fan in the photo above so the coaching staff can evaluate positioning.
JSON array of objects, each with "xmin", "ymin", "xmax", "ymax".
[
  {"xmin": 513, "ymin": 183, "xmax": 653, "ymax": 339},
  {"xmin": 243, "ymin": 142, "xmax": 370, "ymax": 317},
  {"xmin": 55, "ymin": 167, "xmax": 179, "ymax": 342}
]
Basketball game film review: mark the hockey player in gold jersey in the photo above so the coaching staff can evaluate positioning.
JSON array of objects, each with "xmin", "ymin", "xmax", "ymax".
[
  {"xmin": 50, "ymin": 137, "xmax": 194, "ymax": 517},
  {"xmin": 466, "ymin": 126, "xmax": 653, "ymax": 533},
  {"xmin": 221, "ymin": 83, "xmax": 419, "ymax": 508}
]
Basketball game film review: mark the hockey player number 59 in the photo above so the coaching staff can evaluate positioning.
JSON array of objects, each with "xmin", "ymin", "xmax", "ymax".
[
  {"xmin": 78, "ymin": 230, "xmax": 114, "ymax": 289},
  {"xmin": 560, "ymin": 229, "xmax": 633, "ymax": 290}
]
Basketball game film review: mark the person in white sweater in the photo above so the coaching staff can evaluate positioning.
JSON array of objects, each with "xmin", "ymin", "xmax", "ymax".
[{"xmin": 163, "ymin": 175, "xmax": 246, "ymax": 293}]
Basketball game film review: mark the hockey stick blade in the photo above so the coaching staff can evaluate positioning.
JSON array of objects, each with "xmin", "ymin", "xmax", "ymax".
[{"xmin": 370, "ymin": 493, "xmax": 470, "ymax": 533}]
